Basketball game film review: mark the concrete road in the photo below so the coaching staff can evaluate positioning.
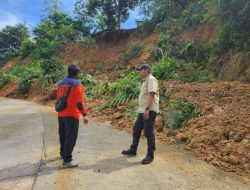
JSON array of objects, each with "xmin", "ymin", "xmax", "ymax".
[
  {"xmin": 0, "ymin": 98, "xmax": 249, "ymax": 190},
  {"xmin": 0, "ymin": 98, "xmax": 43, "ymax": 190}
]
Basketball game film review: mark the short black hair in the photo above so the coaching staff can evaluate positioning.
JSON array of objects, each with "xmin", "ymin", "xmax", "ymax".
[{"xmin": 68, "ymin": 64, "xmax": 80, "ymax": 76}]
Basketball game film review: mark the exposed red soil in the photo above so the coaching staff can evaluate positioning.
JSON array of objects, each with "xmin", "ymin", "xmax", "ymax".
[
  {"xmin": 61, "ymin": 30, "xmax": 158, "ymax": 71},
  {"xmin": 176, "ymin": 22, "xmax": 217, "ymax": 44}
]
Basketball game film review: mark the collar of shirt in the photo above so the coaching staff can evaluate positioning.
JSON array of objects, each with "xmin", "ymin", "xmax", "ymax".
[{"xmin": 143, "ymin": 74, "xmax": 152, "ymax": 81}]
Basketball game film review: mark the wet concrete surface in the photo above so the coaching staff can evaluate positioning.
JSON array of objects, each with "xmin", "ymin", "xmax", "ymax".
[
  {"xmin": 0, "ymin": 98, "xmax": 249, "ymax": 190},
  {"xmin": 0, "ymin": 98, "xmax": 43, "ymax": 190}
]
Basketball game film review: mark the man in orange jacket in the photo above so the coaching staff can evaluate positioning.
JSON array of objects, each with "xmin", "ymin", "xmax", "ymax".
[{"xmin": 57, "ymin": 64, "xmax": 88, "ymax": 168}]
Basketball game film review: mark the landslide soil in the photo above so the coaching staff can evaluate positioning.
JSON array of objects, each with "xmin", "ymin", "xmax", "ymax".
[
  {"xmin": 88, "ymin": 80, "xmax": 250, "ymax": 182},
  {"xmin": 1, "ymin": 24, "xmax": 249, "ymax": 182}
]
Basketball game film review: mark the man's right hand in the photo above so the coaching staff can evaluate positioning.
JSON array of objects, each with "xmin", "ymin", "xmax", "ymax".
[{"xmin": 83, "ymin": 116, "xmax": 89, "ymax": 125}]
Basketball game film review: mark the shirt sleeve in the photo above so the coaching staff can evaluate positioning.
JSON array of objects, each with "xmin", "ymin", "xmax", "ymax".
[
  {"xmin": 76, "ymin": 84, "xmax": 87, "ymax": 116},
  {"xmin": 148, "ymin": 77, "xmax": 158, "ymax": 93}
]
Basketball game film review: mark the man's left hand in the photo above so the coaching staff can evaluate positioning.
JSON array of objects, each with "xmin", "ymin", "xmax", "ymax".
[
  {"xmin": 143, "ymin": 110, "xmax": 149, "ymax": 120},
  {"xmin": 83, "ymin": 116, "xmax": 89, "ymax": 125}
]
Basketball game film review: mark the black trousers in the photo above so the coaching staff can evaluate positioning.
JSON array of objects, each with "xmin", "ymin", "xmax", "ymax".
[
  {"xmin": 58, "ymin": 117, "xmax": 79, "ymax": 163},
  {"xmin": 130, "ymin": 111, "xmax": 157, "ymax": 156}
]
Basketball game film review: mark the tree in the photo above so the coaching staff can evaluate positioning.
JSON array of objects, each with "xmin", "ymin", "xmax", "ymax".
[
  {"xmin": 75, "ymin": 0, "xmax": 141, "ymax": 30},
  {"xmin": 33, "ymin": 12, "xmax": 75, "ymax": 59},
  {"xmin": 0, "ymin": 24, "xmax": 29, "ymax": 65},
  {"xmin": 43, "ymin": 0, "xmax": 63, "ymax": 16},
  {"xmin": 74, "ymin": 0, "xmax": 106, "ymax": 36},
  {"xmin": 207, "ymin": 0, "xmax": 250, "ymax": 52}
]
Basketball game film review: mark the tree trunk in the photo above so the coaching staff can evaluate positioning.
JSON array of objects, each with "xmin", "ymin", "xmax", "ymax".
[{"xmin": 117, "ymin": 0, "xmax": 121, "ymax": 29}]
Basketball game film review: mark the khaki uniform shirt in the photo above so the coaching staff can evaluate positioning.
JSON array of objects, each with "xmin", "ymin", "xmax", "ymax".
[{"xmin": 138, "ymin": 74, "xmax": 159, "ymax": 113}]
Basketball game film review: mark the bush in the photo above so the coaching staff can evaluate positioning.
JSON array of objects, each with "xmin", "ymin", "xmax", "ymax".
[
  {"xmin": 165, "ymin": 99, "xmax": 202, "ymax": 133},
  {"xmin": 0, "ymin": 73, "xmax": 16, "ymax": 89},
  {"xmin": 125, "ymin": 100, "xmax": 139, "ymax": 119},
  {"xmin": 181, "ymin": 61, "xmax": 216, "ymax": 83},
  {"xmin": 40, "ymin": 59, "xmax": 65, "ymax": 85},
  {"xmin": 79, "ymin": 73, "xmax": 96, "ymax": 84},
  {"xmin": 19, "ymin": 39, "xmax": 36, "ymax": 58},
  {"xmin": 18, "ymin": 62, "xmax": 42, "ymax": 93},
  {"xmin": 152, "ymin": 57, "xmax": 180, "ymax": 80},
  {"xmin": 108, "ymin": 71, "xmax": 141, "ymax": 106},
  {"xmin": 96, "ymin": 71, "xmax": 141, "ymax": 110},
  {"xmin": 127, "ymin": 42, "xmax": 144, "ymax": 59},
  {"xmin": 91, "ymin": 80, "xmax": 110, "ymax": 99}
]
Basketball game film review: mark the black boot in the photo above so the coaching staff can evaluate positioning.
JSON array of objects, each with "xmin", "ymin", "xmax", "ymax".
[
  {"xmin": 141, "ymin": 154, "xmax": 154, "ymax": 165},
  {"xmin": 121, "ymin": 149, "xmax": 137, "ymax": 156}
]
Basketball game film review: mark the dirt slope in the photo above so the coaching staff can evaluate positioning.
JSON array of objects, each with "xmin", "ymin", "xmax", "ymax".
[{"xmin": 61, "ymin": 29, "xmax": 158, "ymax": 71}]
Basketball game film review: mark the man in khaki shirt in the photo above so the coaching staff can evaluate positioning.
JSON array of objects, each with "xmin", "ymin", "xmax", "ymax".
[{"xmin": 122, "ymin": 63, "xmax": 159, "ymax": 164}]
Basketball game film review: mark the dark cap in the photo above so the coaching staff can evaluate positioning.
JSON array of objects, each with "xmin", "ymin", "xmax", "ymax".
[
  {"xmin": 137, "ymin": 63, "xmax": 151, "ymax": 71},
  {"xmin": 68, "ymin": 64, "xmax": 80, "ymax": 76}
]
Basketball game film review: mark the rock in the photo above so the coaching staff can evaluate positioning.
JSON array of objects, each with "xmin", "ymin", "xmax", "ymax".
[
  {"xmin": 214, "ymin": 106, "xmax": 223, "ymax": 114},
  {"xmin": 207, "ymin": 137, "xmax": 220, "ymax": 145},
  {"xmin": 220, "ymin": 156, "xmax": 229, "ymax": 162},
  {"xmin": 241, "ymin": 139, "xmax": 249, "ymax": 145},
  {"xmin": 243, "ymin": 164, "xmax": 250, "ymax": 171},
  {"xmin": 118, "ymin": 120, "xmax": 124, "ymax": 126},
  {"xmin": 229, "ymin": 131, "xmax": 244, "ymax": 142},
  {"xmin": 223, "ymin": 130, "xmax": 230, "ymax": 140},
  {"xmin": 155, "ymin": 115, "xmax": 164, "ymax": 132},
  {"xmin": 228, "ymin": 155, "xmax": 240, "ymax": 165},
  {"xmin": 196, "ymin": 119, "xmax": 205, "ymax": 128},
  {"xmin": 114, "ymin": 113, "xmax": 123, "ymax": 119},
  {"xmin": 205, "ymin": 106, "xmax": 213, "ymax": 113},
  {"xmin": 175, "ymin": 133, "xmax": 188, "ymax": 143}
]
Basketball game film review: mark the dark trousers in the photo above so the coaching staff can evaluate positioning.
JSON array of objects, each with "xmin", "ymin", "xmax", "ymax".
[
  {"xmin": 130, "ymin": 111, "xmax": 157, "ymax": 156},
  {"xmin": 58, "ymin": 117, "xmax": 79, "ymax": 163}
]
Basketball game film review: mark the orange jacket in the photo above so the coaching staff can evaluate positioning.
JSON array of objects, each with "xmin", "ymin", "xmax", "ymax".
[{"xmin": 57, "ymin": 76, "xmax": 87, "ymax": 119}]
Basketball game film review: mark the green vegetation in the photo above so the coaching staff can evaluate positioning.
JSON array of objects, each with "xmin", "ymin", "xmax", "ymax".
[
  {"xmin": 19, "ymin": 39, "xmax": 36, "ymax": 59},
  {"xmin": 40, "ymin": 59, "xmax": 66, "ymax": 86},
  {"xmin": 119, "ymin": 42, "xmax": 144, "ymax": 65},
  {"xmin": 152, "ymin": 57, "xmax": 180, "ymax": 80},
  {"xmin": 207, "ymin": 0, "xmax": 250, "ymax": 53},
  {"xmin": 96, "ymin": 71, "xmax": 141, "ymax": 111},
  {"xmin": 127, "ymin": 42, "xmax": 144, "ymax": 59},
  {"xmin": 164, "ymin": 99, "xmax": 202, "ymax": 134},
  {"xmin": 0, "ymin": 24, "xmax": 29, "ymax": 67},
  {"xmin": 0, "ymin": 73, "xmax": 16, "ymax": 89},
  {"xmin": 17, "ymin": 62, "xmax": 43, "ymax": 93},
  {"xmin": 33, "ymin": 12, "xmax": 76, "ymax": 59},
  {"xmin": 75, "ymin": 0, "xmax": 141, "ymax": 29}
]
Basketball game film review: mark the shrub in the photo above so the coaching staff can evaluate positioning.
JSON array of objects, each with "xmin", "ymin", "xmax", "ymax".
[
  {"xmin": 0, "ymin": 73, "xmax": 16, "ymax": 89},
  {"xmin": 97, "ymin": 71, "xmax": 141, "ymax": 110},
  {"xmin": 165, "ymin": 99, "xmax": 202, "ymax": 133},
  {"xmin": 127, "ymin": 42, "xmax": 144, "ymax": 59},
  {"xmin": 19, "ymin": 39, "xmax": 36, "ymax": 58},
  {"xmin": 40, "ymin": 59, "xmax": 65, "ymax": 85},
  {"xmin": 125, "ymin": 100, "xmax": 139, "ymax": 119},
  {"xmin": 181, "ymin": 61, "xmax": 216, "ymax": 83},
  {"xmin": 91, "ymin": 80, "xmax": 110, "ymax": 99},
  {"xmin": 18, "ymin": 62, "xmax": 42, "ymax": 93},
  {"xmin": 108, "ymin": 72, "xmax": 141, "ymax": 105},
  {"xmin": 152, "ymin": 57, "xmax": 181, "ymax": 80},
  {"xmin": 79, "ymin": 73, "xmax": 96, "ymax": 84}
]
